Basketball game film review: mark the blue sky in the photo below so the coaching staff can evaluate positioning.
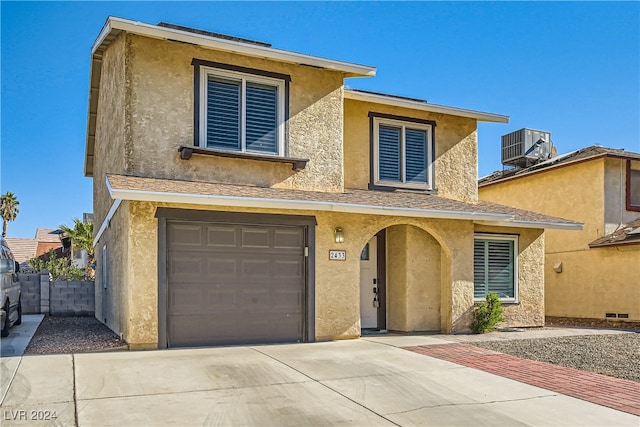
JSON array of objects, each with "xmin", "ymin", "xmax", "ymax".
[{"xmin": 1, "ymin": 1, "xmax": 639, "ymax": 238}]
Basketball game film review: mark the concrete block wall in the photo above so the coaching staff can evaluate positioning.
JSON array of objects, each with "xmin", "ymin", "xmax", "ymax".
[
  {"xmin": 17, "ymin": 273, "xmax": 95, "ymax": 316},
  {"xmin": 17, "ymin": 273, "xmax": 42, "ymax": 314},
  {"xmin": 50, "ymin": 281, "xmax": 95, "ymax": 316}
]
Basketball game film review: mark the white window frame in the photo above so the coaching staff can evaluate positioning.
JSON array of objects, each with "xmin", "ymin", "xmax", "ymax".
[
  {"xmin": 199, "ymin": 66, "xmax": 286, "ymax": 156},
  {"xmin": 373, "ymin": 117, "xmax": 433, "ymax": 190},
  {"xmin": 102, "ymin": 244, "xmax": 108, "ymax": 290},
  {"xmin": 473, "ymin": 233, "xmax": 519, "ymax": 303}
]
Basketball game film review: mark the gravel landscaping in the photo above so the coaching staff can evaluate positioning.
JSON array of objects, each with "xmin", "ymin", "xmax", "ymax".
[
  {"xmin": 473, "ymin": 333, "xmax": 640, "ymax": 383},
  {"xmin": 24, "ymin": 316, "xmax": 127, "ymax": 355}
]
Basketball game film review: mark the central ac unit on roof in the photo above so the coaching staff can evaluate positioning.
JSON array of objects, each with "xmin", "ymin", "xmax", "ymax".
[{"xmin": 501, "ymin": 128, "xmax": 551, "ymax": 167}]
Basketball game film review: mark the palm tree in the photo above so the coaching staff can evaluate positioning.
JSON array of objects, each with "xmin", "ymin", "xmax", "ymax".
[
  {"xmin": 60, "ymin": 218, "xmax": 95, "ymax": 279},
  {"xmin": 0, "ymin": 192, "xmax": 20, "ymax": 238}
]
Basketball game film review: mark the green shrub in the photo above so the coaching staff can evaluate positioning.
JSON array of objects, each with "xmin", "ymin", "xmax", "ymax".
[
  {"xmin": 28, "ymin": 249, "xmax": 87, "ymax": 281},
  {"xmin": 470, "ymin": 292, "xmax": 505, "ymax": 334}
]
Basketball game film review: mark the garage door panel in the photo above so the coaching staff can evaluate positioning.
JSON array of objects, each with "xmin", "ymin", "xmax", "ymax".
[
  {"xmin": 169, "ymin": 315, "xmax": 237, "ymax": 346},
  {"xmin": 169, "ymin": 285, "xmax": 237, "ymax": 314},
  {"xmin": 206, "ymin": 226, "xmax": 237, "ymax": 247},
  {"xmin": 167, "ymin": 220, "xmax": 306, "ymax": 347},
  {"xmin": 241, "ymin": 259, "xmax": 270, "ymax": 277},
  {"xmin": 271, "ymin": 292, "xmax": 302, "ymax": 312},
  {"xmin": 169, "ymin": 256, "xmax": 203, "ymax": 278},
  {"xmin": 169, "ymin": 313, "xmax": 303, "ymax": 347},
  {"xmin": 274, "ymin": 228, "xmax": 304, "ymax": 249},
  {"xmin": 169, "ymin": 287, "xmax": 203, "ymax": 312},
  {"xmin": 169, "ymin": 225, "xmax": 203, "ymax": 247},
  {"xmin": 241, "ymin": 228, "xmax": 271, "ymax": 248},
  {"xmin": 207, "ymin": 257, "xmax": 238, "ymax": 278},
  {"xmin": 274, "ymin": 259, "xmax": 303, "ymax": 279}
]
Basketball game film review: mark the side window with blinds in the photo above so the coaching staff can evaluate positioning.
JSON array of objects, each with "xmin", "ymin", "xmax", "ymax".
[
  {"xmin": 245, "ymin": 83, "xmax": 278, "ymax": 153},
  {"xmin": 473, "ymin": 235, "xmax": 518, "ymax": 302},
  {"xmin": 199, "ymin": 65, "xmax": 285, "ymax": 156},
  {"xmin": 628, "ymin": 164, "xmax": 640, "ymax": 210},
  {"xmin": 373, "ymin": 116, "xmax": 433, "ymax": 189},
  {"xmin": 378, "ymin": 125, "xmax": 401, "ymax": 181},
  {"xmin": 207, "ymin": 77, "xmax": 241, "ymax": 150}
]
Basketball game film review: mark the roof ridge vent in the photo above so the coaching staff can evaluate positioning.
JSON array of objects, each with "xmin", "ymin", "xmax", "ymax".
[{"xmin": 157, "ymin": 22, "xmax": 272, "ymax": 48}]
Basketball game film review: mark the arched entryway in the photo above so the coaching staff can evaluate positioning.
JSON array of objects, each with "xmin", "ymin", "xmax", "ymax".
[{"xmin": 359, "ymin": 224, "xmax": 443, "ymax": 333}]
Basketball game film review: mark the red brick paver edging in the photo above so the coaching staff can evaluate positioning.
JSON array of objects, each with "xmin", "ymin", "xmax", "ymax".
[{"xmin": 405, "ymin": 343, "xmax": 640, "ymax": 417}]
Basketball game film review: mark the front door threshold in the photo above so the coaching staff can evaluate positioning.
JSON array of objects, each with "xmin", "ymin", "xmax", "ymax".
[{"xmin": 361, "ymin": 328, "xmax": 388, "ymax": 335}]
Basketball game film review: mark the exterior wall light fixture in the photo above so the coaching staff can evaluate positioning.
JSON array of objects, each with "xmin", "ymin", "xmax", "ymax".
[{"xmin": 334, "ymin": 227, "xmax": 345, "ymax": 244}]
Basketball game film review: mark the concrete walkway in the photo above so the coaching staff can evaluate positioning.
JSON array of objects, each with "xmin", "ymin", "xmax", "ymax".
[
  {"xmin": 406, "ymin": 342, "xmax": 640, "ymax": 417},
  {"xmin": 1, "ymin": 332, "xmax": 638, "ymax": 426}
]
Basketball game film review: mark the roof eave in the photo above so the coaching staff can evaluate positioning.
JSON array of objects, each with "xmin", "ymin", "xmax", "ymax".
[
  {"xmin": 344, "ymin": 89, "xmax": 509, "ymax": 123},
  {"xmin": 107, "ymin": 185, "xmax": 517, "ymax": 223},
  {"xmin": 96, "ymin": 17, "xmax": 377, "ymax": 77},
  {"xmin": 475, "ymin": 219, "xmax": 583, "ymax": 231},
  {"xmin": 588, "ymin": 240, "xmax": 640, "ymax": 248}
]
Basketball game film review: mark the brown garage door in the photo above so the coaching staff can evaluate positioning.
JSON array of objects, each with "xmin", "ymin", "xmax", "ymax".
[{"xmin": 167, "ymin": 220, "xmax": 306, "ymax": 347}]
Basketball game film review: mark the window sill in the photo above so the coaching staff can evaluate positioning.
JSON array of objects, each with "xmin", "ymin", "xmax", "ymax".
[
  {"xmin": 178, "ymin": 146, "xmax": 309, "ymax": 171},
  {"xmin": 474, "ymin": 299, "xmax": 519, "ymax": 305},
  {"xmin": 368, "ymin": 183, "xmax": 437, "ymax": 193}
]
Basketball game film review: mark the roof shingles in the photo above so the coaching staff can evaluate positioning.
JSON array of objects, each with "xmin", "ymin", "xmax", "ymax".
[
  {"xmin": 107, "ymin": 174, "xmax": 579, "ymax": 228},
  {"xmin": 4, "ymin": 238, "xmax": 38, "ymax": 264}
]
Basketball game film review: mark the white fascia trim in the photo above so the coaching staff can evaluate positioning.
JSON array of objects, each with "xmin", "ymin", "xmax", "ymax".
[
  {"xmin": 93, "ymin": 177, "xmax": 123, "ymax": 247},
  {"xmin": 93, "ymin": 17, "xmax": 377, "ymax": 77},
  {"xmin": 107, "ymin": 187, "xmax": 515, "ymax": 222},
  {"xmin": 344, "ymin": 90, "xmax": 509, "ymax": 123},
  {"xmin": 93, "ymin": 199, "xmax": 122, "ymax": 247},
  {"xmin": 475, "ymin": 219, "xmax": 583, "ymax": 231}
]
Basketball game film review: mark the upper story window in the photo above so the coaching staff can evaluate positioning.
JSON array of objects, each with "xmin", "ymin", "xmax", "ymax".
[
  {"xmin": 627, "ymin": 160, "xmax": 640, "ymax": 211},
  {"xmin": 193, "ymin": 59, "xmax": 289, "ymax": 156},
  {"xmin": 474, "ymin": 234, "xmax": 518, "ymax": 303},
  {"xmin": 371, "ymin": 114, "xmax": 434, "ymax": 190}
]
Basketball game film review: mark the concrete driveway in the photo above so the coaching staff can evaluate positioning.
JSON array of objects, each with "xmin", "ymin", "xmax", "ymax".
[
  {"xmin": 1, "ymin": 334, "xmax": 638, "ymax": 426},
  {"xmin": 0, "ymin": 315, "xmax": 44, "ymax": 358}
]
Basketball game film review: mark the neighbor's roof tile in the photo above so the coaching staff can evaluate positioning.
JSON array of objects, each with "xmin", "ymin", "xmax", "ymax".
[
  {"xmin": 479, "ymin": 146, "xmax": 640, "ymax": 186},
  {"xmin": 589, "ymin": 218, "xmax": 640, "ymax": 248},
  {"xmin": 4, "ymin": 238, "xmax": 38, "ymax": 263},
  {"xmin": 34, "ymin": 228, "xmax": 63, "ymax": 242}
]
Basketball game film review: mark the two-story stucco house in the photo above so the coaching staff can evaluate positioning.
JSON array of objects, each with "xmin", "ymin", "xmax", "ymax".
[
  {"xmin": 480, "ymin": 146, "xmax": 640, "ymax": 325},
  {"xmin": 85, "ymin": 17, "xmax": 580, "ymax": 349}
]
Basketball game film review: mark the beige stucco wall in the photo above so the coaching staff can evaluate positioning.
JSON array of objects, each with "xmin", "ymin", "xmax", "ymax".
[
  {"xmin": 344, "ymin": 98, "xmax": 479, "ymax": 202},
  {"xmin": 99, "ymin": 200, "xmax": 546, "ymax": 347},
  {"xmin": 386, "ymin": 225, "xmax": 441, "ymax": 332},
  {"xmin": 93, "ymin": 33, "xmax": 128, "ymax": 230},
  {"xmin": 479, "ymin": 159, "xmax": 605, "ymax": 252},
  {"xmin": 125, "ymin": 34, "xmax": 345, "ymax": 192},
  {"xmin": 479, "ymin": 158, "xmax": 640, "ymax": 322},
  {"xmin": 126, "ymin": 202, "xmax": 160, "ymax": 347},
  {"xmin": 546, "ymin": 247, "xmax": 640, "ymax": 320},
  {"xmin": 92, "ymin": 34, "xmax": 133, "ymax": 336},
  {"xmin": 94, "ymin": 201, "xmax": 130, "ymax": 339}
]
